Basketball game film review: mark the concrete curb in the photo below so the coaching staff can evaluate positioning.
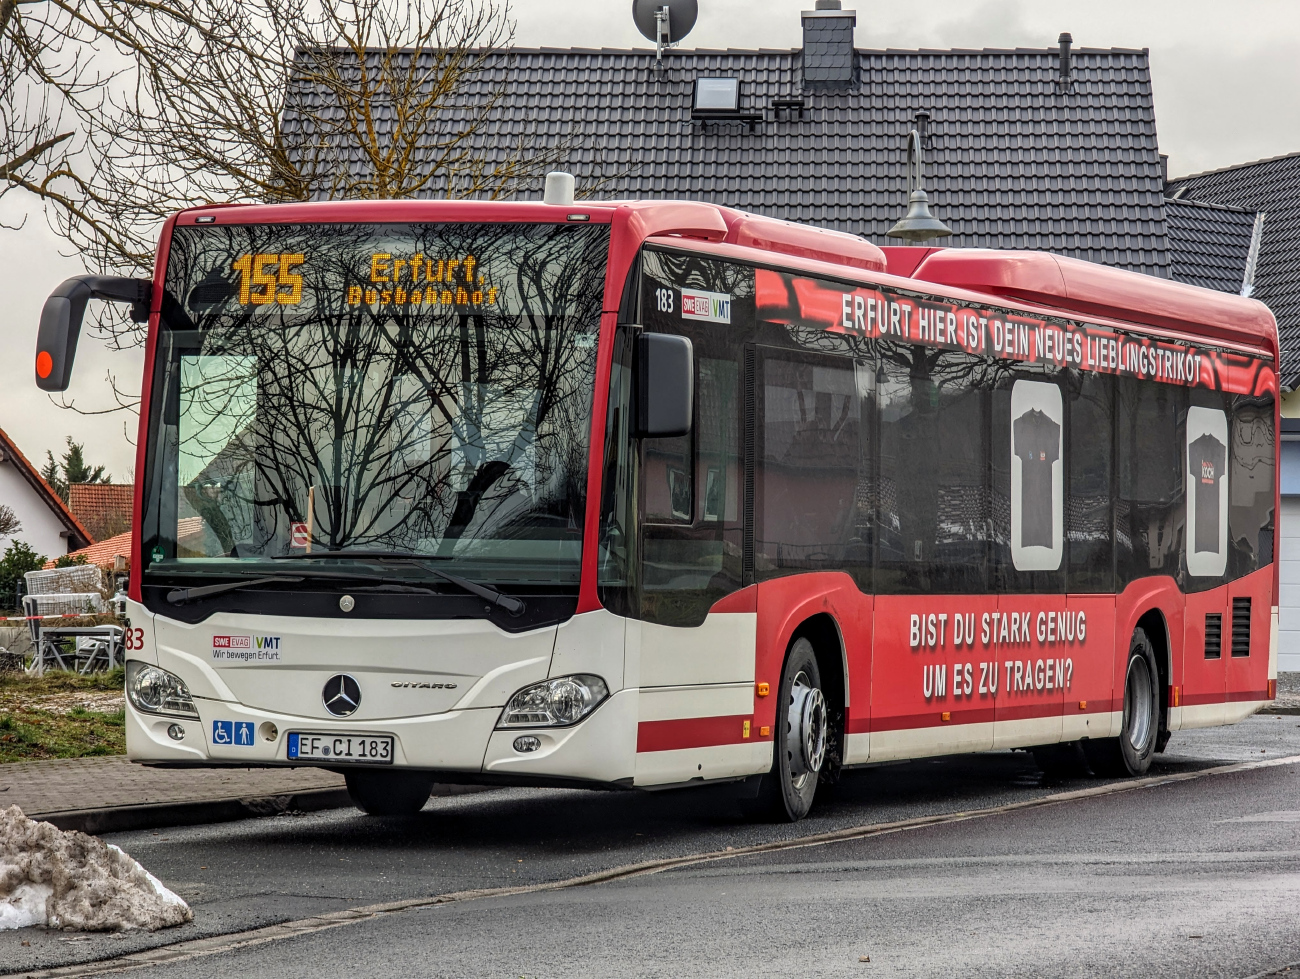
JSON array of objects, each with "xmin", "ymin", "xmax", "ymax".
[{"xmin": 29, "ymin": 783, "xmax": 490, "ymax": 835}]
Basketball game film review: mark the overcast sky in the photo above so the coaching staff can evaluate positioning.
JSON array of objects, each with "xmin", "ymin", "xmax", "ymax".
[{"xmin": 2, "ymin": 0, "xmax": 1297, "ymax": 479}]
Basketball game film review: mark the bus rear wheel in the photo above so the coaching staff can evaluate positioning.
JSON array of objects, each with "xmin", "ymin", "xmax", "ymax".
[
  {"xmin": 754, "ymin": 637, "xmax": 828, "ymax": 822},
  {"xmin": 1083, "ymin": 627, "xmax": 1160, "ymax": 777},
  {"xmin": 345, "ymin": 769, "xmax": 432, "ymax": 816}
]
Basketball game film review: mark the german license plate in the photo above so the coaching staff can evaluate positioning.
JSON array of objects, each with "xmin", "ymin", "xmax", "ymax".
[{"xmin": 287, "ymin": 732, "xmax": 393, "ymax": 764}]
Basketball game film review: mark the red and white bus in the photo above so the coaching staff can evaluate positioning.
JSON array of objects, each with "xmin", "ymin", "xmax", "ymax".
[{"xmin": 35, "ymin": 189, "xmax": 1279, "ymax": 820}]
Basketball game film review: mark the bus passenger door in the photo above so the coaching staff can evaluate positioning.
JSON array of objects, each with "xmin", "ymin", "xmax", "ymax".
[{"xmin": 630, "ymin": 347, "xmax": 766, "ymax": 786}]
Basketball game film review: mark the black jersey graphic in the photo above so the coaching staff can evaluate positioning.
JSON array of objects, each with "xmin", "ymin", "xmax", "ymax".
[
  {"xmin": 1013, "ymin": 407, "xmax": 1061, "ymax": 548},
  {"xmin": 1188, "ymin": 432, "xmax": 1226, "ymax": 553}
]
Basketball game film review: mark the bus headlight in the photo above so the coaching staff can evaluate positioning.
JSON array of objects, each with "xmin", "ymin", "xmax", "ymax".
[
  {"xmin": 126, "ymin": 661, "xmax": 200, "ymax": 719},
  {"xmin": 497, "ymin": 675, "xmax": 609, "ymax": 728}
]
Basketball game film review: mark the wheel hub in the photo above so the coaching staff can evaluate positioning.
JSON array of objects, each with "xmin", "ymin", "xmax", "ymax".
[
  {"xmin": 1124, "ymin": 655, "xmax": 1154, "ymax": 750},
  {"xmin": 786, "ymin": 673, "xmax": 827, "ymax": 779}
]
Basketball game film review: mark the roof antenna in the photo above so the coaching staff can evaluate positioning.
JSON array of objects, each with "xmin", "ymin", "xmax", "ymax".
[
  {"xmin": 1058, "ymin": 33, "xmax": 1073, "ymax": 90},
  {"xmin": 633, "ymin": 0, "xmax": 698, "ymax": 68}
]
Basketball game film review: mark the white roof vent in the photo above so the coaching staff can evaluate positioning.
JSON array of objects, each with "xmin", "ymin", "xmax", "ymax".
[{"xmin": 543, "ymin": 172, "xmax": 576, "ymax": 206}]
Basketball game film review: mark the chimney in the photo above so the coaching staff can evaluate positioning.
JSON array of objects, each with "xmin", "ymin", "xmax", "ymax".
[
  {"xmin": 1058, "ymin": 32, "xmax": 1073, "ymax": 89},
  {"xmin": 803, "ymin": 0, "xmax": 858, "ymax": 92}
]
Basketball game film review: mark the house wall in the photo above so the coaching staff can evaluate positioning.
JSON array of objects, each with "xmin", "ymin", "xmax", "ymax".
[{"xmin": 0, "ymin": 459, "xmax": 71, "ymax": 560}]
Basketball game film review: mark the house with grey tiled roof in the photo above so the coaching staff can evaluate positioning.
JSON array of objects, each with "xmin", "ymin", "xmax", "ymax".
[
  {"xmin": 1166, "ymin": 153, "xmax": 1300, "ymax": 385},
  {"xmin": 287, "ymin": 3, "xmax": 1172, "ymax": 276}
]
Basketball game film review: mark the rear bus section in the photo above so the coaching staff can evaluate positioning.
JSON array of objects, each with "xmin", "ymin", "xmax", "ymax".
[{"xmin": 34, "ymin": 196, "xmax": 1276, "ymax": 821}]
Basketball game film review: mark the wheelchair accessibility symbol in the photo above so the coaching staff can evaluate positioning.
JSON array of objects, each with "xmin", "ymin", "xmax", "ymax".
[{"xmin": 212, "ymin": 720, "xmax": 255, "ymax": 747}]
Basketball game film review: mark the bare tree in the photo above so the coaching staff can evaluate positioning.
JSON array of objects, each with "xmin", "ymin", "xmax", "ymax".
[
  {"xmin": 6, "ymin": 0, "xmax": 578, "ymax": 354},
  {"xmin": 0, "ymin": 503, "xmax": 20, "ymax": 538},
  {"xmin": 0, "ymin": 0, "xmax": 148, "ymax": 266}
]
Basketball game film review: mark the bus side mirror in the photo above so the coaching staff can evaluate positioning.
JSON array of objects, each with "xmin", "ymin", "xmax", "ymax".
[
  {"xmin": 35, "ymin": 276, "xmax": 152, "ymax": 392},
  {"xmin": 635, "ymin": 333, "xmax": 694, "ymax": 438}
]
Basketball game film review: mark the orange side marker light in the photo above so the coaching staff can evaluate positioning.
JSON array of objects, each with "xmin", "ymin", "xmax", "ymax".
[
  {"xmin": 35, "ymin": 351, "xmax": 52, "ymax": 379},
  {"xmin": 1269, "ymin": 679, "xmax": 1278, "ymax": 700},
  {"xmin": 1172, "ymin": 686, "xmax": 1182, "ymax": 707},
  {"xmin": 756, "ymin": 682, "xmax": 770, "ymax": 697},
  {"xmin": 1078, "ymin": 700, "xmax": 1087, "ymax": 711},
  {"xmin": 759, "ymin": 725, "xmax": 771, "ymax": 737},
  {"xmin": 941, "ymin": 711, "xmax": 951, "ymax": 722}
]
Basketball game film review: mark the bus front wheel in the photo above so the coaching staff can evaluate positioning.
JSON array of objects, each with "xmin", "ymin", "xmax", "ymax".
[
  {"xmin": 754, "ymin": 637, "xmax": 828, "ymax": 822},
  {"xmin": 345, "ymin": 769, "xmax": 433, "ymax": 816},
  {"xmin": 1083, "ymin": 627, "xmax": 1161, "ymax": 777}
]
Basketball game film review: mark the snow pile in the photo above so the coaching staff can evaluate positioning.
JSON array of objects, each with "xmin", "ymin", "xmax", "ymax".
[{"xmin": 0, "ymin": 806, "xmax": 192, "ymax": 931}]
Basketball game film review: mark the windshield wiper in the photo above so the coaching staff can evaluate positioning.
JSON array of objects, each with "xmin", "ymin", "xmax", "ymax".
[
  {"xmin": 165, "ymin": 575, "xmax": 304, "ymax": 604},
  {"xmin": 272, "ymin": 551, "xmax": 525, "ymax": 616}
]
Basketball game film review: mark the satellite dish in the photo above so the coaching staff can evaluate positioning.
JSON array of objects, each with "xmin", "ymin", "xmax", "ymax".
[{"xmin": 632, "ymin": 0, "xmax": 698, "ymax": 45}]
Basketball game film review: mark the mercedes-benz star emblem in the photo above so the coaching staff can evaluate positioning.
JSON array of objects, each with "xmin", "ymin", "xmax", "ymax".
[{"xmin": 322, "ymin": 674, "xmax": 361, "ymax": 717}]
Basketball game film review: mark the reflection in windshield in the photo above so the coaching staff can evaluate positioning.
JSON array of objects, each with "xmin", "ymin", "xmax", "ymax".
[{"xmin": 144, "ymin": 222, "xmax": 610, "ymax": 585}]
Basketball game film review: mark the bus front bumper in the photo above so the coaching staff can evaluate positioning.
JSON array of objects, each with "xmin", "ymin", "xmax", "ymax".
[{"xmin": 126, "ymin": 687, "xmax": 639, "ymax": 786}]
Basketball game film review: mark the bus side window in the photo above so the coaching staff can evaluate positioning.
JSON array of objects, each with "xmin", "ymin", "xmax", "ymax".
[
  {"xmin": 639, "ymin": 353, "xmax": 743, "ymax": 627},
  {"xmin": 754, "ymin": 349, "xmax": 869, "ymax": 587},
  {"xmin": 875, "ymin": 346, "xmax": 989, "ymax": 594},
  {"xmin": 1227, "ymin": 393, "xmax": 1276, "ymax": 579},
  {"xmin": 1066, "ymin": 370, "xmax": 1115, "ymax": 593},
  {"xmin": 1116, "ymin": 377, "xmax": 1188, "ymax": 586}
]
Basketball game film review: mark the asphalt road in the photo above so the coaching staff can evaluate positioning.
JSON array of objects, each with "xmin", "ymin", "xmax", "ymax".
[{"xmin": 5, "ymin": 715, "xmax": 1300, "ymax": 978}]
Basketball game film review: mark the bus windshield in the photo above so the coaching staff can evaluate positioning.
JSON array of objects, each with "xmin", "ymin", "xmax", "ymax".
[{"xmin": 140, "ymin": 221, "xmax": 610, "ymax": 591}]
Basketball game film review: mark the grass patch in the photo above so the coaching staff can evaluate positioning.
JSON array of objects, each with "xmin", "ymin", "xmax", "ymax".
[
  {"xmin": 0, "ymin": 667, "xmax": 127, "ymax": 762},
  {"xmin": 0, "ymin": 706, "xmax": 126, "ymax": 763},
  {"xmin": 0, "ymin": 666, "xmax": 125, "ymax": 698}
]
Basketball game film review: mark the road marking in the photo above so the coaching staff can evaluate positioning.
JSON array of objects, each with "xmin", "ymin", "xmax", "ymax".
[{"xmin": 18, "ymin": 752, "xmax": 1300, "ymax": 978}]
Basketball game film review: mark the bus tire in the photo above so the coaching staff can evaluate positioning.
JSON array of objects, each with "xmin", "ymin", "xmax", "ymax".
[
  {"xmin": 345, "ymin": 769, "xmax": 432, "ymax": 816},
  {"xmin": 1083, "ymin": 627, "xmax": 1160, "ymax": 778},
  {"xmin": 754, "ymin": 637, "xmax": 828, "ymax": 822}
]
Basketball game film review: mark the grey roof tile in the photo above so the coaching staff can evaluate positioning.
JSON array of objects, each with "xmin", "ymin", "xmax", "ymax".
[{"xmin": 284, "ymin": 45, "xmax": 1171, "ymax": 277}]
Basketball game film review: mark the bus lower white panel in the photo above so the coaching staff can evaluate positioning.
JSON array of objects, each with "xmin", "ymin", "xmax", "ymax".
[
  {"xmin": 1060, "ymin": 712, "xmax": 1120, "ymax": 742},
  {"xmin": 632, "ymin": 613, "xmax": 757, "ymax": 688},
  {"xmin": 637, "ymin": 683, "xmax": 755, "ymax": 722},
  {"xmin": 633, "ymin": 742, "xmax": 771, "ymax": 787},
  {"xmin": 1175, "ymin": 703, "xmax": 1227, "ymax": 729},
  {"xmin": 483, "ymin": 689, "xmax": 637, "ymax": 784},
  {"xmin": 867, "ymin": 723, "xmax": 995, "ymax": 763},
  {"xmin": 1224, "ymin": 700, "xmax": 1268, "ymax": 725},
  {"xmin": 844, "ymin": 732, "xmax": 870, "ymax": 765},
  {"xmin": 992, "ymin": 716, "xmax": 1060, "ymax": 751}
]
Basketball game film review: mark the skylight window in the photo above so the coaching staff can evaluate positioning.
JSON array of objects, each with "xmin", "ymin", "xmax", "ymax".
[{"xmin": 692, "ymin": 77, "xmax": 741, "ymax": 116}]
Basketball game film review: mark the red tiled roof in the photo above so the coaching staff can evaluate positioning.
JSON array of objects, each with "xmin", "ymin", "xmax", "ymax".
[
  {"xmin": 46, "ymin": 517, "xmax": 208, "ymax": 569},
  {"xmin": 44, "ymin": 530, "xmax": 132, "ymax": 570},
  {"xmin": 69, "ymin": 483, "xmax": 134, "ymax": 542},
  {"xmin": 0, "ymin": 427, "xmax": 93, "ymax": 550}
]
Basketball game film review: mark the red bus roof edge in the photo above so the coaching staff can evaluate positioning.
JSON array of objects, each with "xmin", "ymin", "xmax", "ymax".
[{"xmin": 907, "ymin": 249, "xmax": 1279, "ymax": 360}]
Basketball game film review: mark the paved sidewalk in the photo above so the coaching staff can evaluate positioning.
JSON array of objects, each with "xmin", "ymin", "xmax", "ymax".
[{"xmin": 0, "ymin": 756, "xmax": 346, "ymax": 831}]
